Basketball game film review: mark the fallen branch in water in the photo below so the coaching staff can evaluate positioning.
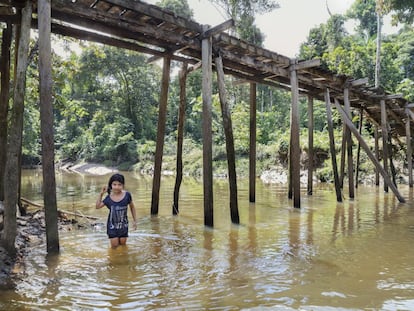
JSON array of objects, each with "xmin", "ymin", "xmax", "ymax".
[{"xmin": 20, "ymin": 197, "xmax": 98, "ymax": 220}]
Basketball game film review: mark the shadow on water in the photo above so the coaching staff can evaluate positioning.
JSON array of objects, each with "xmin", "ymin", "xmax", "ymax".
[{"xmin": 1, "ymin": 170, "xmax": 414, "ymax": 310}]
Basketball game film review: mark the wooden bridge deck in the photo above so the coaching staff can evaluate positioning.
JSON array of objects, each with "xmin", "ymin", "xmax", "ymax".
[{"xmin": 0, "ymin": 0, "xmax": 411, "ymax": 138}]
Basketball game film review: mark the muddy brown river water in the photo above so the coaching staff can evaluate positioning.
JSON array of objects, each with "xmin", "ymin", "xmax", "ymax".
[{"xmin": 1, "ymin": 169, "xmax": 414, "ymax": 310}]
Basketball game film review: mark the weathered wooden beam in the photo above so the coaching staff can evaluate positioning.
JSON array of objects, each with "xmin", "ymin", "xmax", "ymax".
[
  {"xmin": 151, "ymin": 57, "xmax": 171, "ymax": 215},
  {"xmin": 249, "ymin": 83, "xmax": 257, "ymax": 202},
  {"xmin": 172, "ymin": 62, "xmax": 188, "ymax": 215},
  {"xmin": 355, "ymin": 109, "xmax": 363, "ymax": 188},
  {"xmin": 405, "ymin": 109, "xmax": 413, "ymax": 187},
  {"xmin": 344, "ymin": 87, "xmax": 355, "ymax": 198},
  {"xmin": 3, "ymin": 1, "xmax": 31, "ymax": 256},
  {"xmin": 201, "ymin": 19, "xmax": 234, "ymax": 39},
  {"xmin": 215, "ymin": 54, "xmax": 240, "ymax": 224},
  {"xmin": 0, "ymin": 23, "xmax": 11, "ymax": 202},
  {"xmin": 307, "ymin": 95, "xmax": 314, "ymax": 195},
  {"xmin": 292, "ymin": 59, "xmax": 321, "ymax": 71},
  {"xmin": 334, "ymin": 99, "xmax": 405, "ymax": 203},
  {"xmin": 202, "ymin": 25, "xmax": 213, "ymax": 227},
  {"xmin": 351, "ymin": 78, "xmax": 369, "ymax": 86},
  {"xmin": 325, "ymin": 90, "xmax": 342, "ymax": 202},
  {"xmin": 381, "ymin": 99, "xmax": 390, "ymax": 193},
  {"xmin": 39, "ymin": 0, "xmax": 60, "ymax": 254},
  {"xmin": 103, "ymin": 0, "xmax": 203, "ymax": 33},
  {"xmin": 289, "ymin": 61, "xmax": 301, "ymax": 208}
]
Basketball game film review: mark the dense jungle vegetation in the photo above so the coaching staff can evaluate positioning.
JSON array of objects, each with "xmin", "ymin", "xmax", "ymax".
[{"xmin": 17, "ymin": 0, "xmax": 414, "ymax": 182}]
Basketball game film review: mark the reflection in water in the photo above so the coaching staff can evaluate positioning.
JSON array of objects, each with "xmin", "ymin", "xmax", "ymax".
[{"xmin": 1, "ymin": 170, "xmax": 414, "ymax": 310}]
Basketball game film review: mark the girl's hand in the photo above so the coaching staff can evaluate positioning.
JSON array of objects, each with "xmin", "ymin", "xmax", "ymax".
[
  {"xmin": 101, "ymin": 186, "xmax": 107, "ymax": 195},
  {"xmin": 132, "ymin": 221, "xmax": 137, "ymax": 230}
]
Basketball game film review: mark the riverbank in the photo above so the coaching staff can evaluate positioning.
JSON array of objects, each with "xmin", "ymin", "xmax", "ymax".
[{"xmin": 0, "ymin": 205, "xmax": 95, "ymax": 289}]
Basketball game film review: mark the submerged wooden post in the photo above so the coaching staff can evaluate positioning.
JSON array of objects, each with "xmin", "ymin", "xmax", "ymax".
[
  {"xmin": 380, "ymin": 99, "xmax": 390, "ymax": 193},
  {"xmin": 151, "ymin": 57, "xmax": 171, "ymax": 215},
  {"xmin": 39, "ymin": 0, "xmax": 60, "ymax": 253},
  {"xmin": 0, "ymin": 24, "xmax": 12, "ymax": 202},
  {"xmin": 202, "ymin": 25, "xmax": 214, "ymax": 227},
  {"xmin": 289, "ymin": 60, "xmax": 301, "ymax": 208},
  {"xmin": 344, "ymin": 87, "xmax": 355, "ymax": 198},
  {"xmin": 2, "ymin": 2, "xmax": 31, "ymax": 255},
  {"xmin": 355, "ymin": 109, "xmax": 363, "ymax": 188},
  {"xmin": 215, "ymin": 54, "xmax": 240, "ymax": 224},
  {"xmin": 172, "ymin": 63, "xmax": 188, "ymax": 215},
  {"xmin": 334, "ymin": 99, "xmax": 405, "ymax": 203},
  {"xmin": 249, "ymin": 82, "xmax": 257, "ymax": 202},
  {"xmin": 325, "ymin": 89, "xmax": 342, "ymax": 202},
  {"xmin": 374, "ymin": 125, "xmax": 380, "ymax": 185},
  {"xmin": 307, "ymin": 95, "xmax": 314, "ymax": 195},
  {"xmin": 406, "ymin": 111, "xmax": 413, "ymax": 187}
]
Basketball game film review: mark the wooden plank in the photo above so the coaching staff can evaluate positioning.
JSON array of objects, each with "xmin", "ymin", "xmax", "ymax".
[
  {"xmin": 202, "ymin": 26, "xmax": 214, "ymax": 227},
  {"xmin": 307, "ymin": 95, "xmax": 314, "ymax": 195},
  {"xmin": 249, "ymin": 83, "xmax": 257, "ymax": 202},
  {"xmin": 334, "ymin": 99, "xmax": 405, "ymax": 203},
  {"xmin": 380, "ymin": 99, "xmax": 390, "ymax": 192},
  {"xmin": 289, "ymin": 62, "xmax": 301, "ymax": 208},
  {"xmin": 201, "ymin": 19, "xmax": 234, "ymax": 39},
  {"xmin": 292, "ymin": 59, "xmax": 321, "ymax": 71},
  {"xmin": 325, "ymin": 90, "xmax": 342, "ymax": 202},
  {"xmin": 215, "ymin": 54, "xmax": 240, "ymax": 224},
  {"xmin": 151, "ymin": 57, "xmax": 171, "ymax": 215},
  {"xmin": 172, "ymin": 63, "xmax": 188, "ymax": 215},
  {"xmin": 104, "ymin": 0, "xmax": 203, "ymax": 33}
]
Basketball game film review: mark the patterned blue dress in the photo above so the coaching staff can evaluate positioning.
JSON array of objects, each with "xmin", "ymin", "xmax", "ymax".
[{"xmin": 103, "ymin": 191, "xmax": 133, "ymax": 238}]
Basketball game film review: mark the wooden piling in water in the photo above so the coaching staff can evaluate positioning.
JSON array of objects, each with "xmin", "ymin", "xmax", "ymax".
[
  {"xmin": 249, "ymin": 83, "xmax": 257, "ymax": 203},
  {"xmin": 172, "ymin": 63, "xmax": 188, "ymax": 215},
  {"xmin": 202, "ymin": 26, "xmax": 214, "ymax": 227},
  {"xmin": 380, "ymin": 99, "xmax": 390, "ymax": 193},
  {"xmin": 151, "ymin": 57, "xmax": 171, "ymax": 215},
  {"xmin": 325, "ymin": 89, "xmax": 342, "ymax": 202},
  {"xmin": 307, "ymin": 95, "xmax": 314, "ymax": 196}
]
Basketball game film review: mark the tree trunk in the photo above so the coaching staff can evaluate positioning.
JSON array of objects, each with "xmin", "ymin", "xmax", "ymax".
[{"xmin": 2, "ymin": 2, "xmax": 32, "ymax": 256}]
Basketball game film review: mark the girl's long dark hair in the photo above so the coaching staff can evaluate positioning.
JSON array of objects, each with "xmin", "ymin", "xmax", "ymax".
[{"xmin": 107, "ymin": 173, "xmax": 125, "ymax": 194}]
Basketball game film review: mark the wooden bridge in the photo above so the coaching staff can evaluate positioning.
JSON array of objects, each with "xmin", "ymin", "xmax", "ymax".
[{"xmin": 0, "ymin": 0, "xmax": 413, "ymax": 236}]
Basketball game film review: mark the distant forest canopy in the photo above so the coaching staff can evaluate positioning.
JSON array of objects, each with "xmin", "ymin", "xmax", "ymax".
[{"xmin": 15, "ymin": 0, "xmax": 414, "ymax": 179}]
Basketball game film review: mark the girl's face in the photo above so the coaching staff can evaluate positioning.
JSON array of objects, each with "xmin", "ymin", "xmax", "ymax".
[{"xmin": 111, "ymin": 181, "xmax": 124, "ymax": 194}]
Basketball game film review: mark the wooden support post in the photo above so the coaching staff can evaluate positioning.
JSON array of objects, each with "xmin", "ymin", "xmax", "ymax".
[
  {"xmin": 39, "ymin": 0, "xmax": 60, "ymax": 253},
  {"xmin": 339, "ymin": 124, "xmax": 346, "ymax": 188},
  {"xmin": 2, "ymin": 2, "xmax": 31, "ymax": 255},
  {"xmin": 334, "ymin": 99, "xmax": 405, "ymax": 203},
  {"xmin": 151, "ymin": 57, "xmax": 171, "ymax": 215},
  {"xmin": 355, "ymin": 109, "xmax": 363, "ymax": 188},
  {"xmin": 289, "ymin": 61, "xmax": 301, "ymax": 208},
  {"xmin": 380, "ymin": 99, "xmax": 390, "ymax": 193},
  {"xmin": 172, "ymin": 62, "xmax": 188, "ymax": 215},
  {"xmin": 215, "ymin": 55, "xmax": 240, "ymax": 224},
  {"xmin": 374, "ymin": 125, "xmax": 380, "ymax": 186},
  {"xmin": 0, "ymin": 24, "xmax": 11, "ymax": 202},
  {"xmin": 202, "ymin": 26, "xmax": 214, "ymax": 227},
  {"xmin": 249, "ymin": 82, "xmax": 257, "ymax": 202},
  {"xmin": 325, "ymin": 89, "xmax": 342, "ymax": 202},
  {"xmin": 307, "ymin": 95, "xmax": 314, "ymax": 195},
  {"xmin": 406, "ymin": 112, "xmax": 413, "ymax": 187},
  {"xmin": 344, "ymin": 88, "xmax": 355, "ymax": 198}
]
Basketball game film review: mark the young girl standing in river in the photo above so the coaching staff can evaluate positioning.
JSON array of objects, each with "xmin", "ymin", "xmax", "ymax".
[{"xmin": 96, "ymin": 173, "xmax": 137, "ymax": 248}]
